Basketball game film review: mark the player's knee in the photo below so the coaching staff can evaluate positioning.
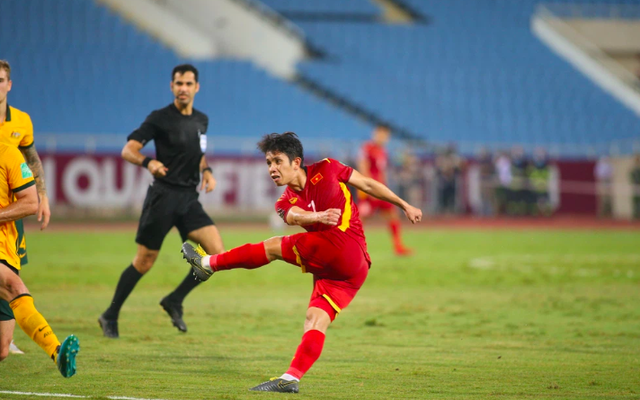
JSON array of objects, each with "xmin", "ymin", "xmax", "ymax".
[
  {"xmin": 304, "ymin": 307, "xmax": 332, "ymax": 333},
  {"xmin": 132, "ymin": 254, "xmax": 157, "ymax": 274},
  {"xmin": 0, "ymin": 346, "xmax": 8, "ymax": 362},
  {"xmin": 304, "ymin": 310, "xmax": 316, "ymax": 325},
  {"xmin": 263, "ymin": 236, "xmax": 283, "ymax": 261},
  {"xmin": 3, "ymin": 276, "xmax": 28, "ymax": 299}
]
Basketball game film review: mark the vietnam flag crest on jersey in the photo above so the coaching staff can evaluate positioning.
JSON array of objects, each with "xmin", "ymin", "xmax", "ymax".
[{"xmin": 310, "ymin": 173, "xmax": 323, "ymax": 185}]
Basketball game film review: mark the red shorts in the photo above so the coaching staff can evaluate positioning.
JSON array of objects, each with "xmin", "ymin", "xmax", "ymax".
[
  {"xmin": 358, "ymin": 196, "xmax": 394, "ymax": 218},
  {"xmin": 281, "ymin": 229, "xmax": 369, "ymax": 321}
]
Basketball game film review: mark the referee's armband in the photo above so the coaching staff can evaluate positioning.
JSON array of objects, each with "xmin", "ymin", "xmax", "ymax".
[{"xmin": 141, "ymin": 157, "xmax": 153, "ymax": 168}]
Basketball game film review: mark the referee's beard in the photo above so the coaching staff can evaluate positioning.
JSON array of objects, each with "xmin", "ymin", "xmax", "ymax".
[{"xmin": 175, "ymin": 94, "xmax": 192, "ymax": 105}]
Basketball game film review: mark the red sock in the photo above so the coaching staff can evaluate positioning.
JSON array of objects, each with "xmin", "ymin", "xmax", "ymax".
[
  {"xmin": 210, "ymin": 243, "xmax": 269, "ymax": 271},
  {"xmin": 389, "ymin": 220, "xmax": 403, "ymax": 248},
  {"xmin": 286, "ymin": 329, "xmax": 326, "ymax": 380}
]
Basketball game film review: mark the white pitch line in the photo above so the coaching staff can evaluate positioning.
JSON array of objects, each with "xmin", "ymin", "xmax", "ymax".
[{"xmin": 0, "ymin": 391, "xmax": 169, "ymax": 400}]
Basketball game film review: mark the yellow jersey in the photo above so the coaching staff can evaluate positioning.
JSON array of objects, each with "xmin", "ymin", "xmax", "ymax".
[
  {"xmin": 0, "ymin": 143, "xmax": 35, "ymax": 269},
  {"xmin": 0, "ymin": 104, "xmax": 34, "ymax": 149}
]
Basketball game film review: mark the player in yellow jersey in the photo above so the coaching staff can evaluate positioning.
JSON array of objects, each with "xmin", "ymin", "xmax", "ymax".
[
  {"xmin": 0, "ymin": 143, "xmax": 79, "ymax": 376},
  {"xmin": 0, "ymin": 59, "xmax": 52, "ymax": 355}
]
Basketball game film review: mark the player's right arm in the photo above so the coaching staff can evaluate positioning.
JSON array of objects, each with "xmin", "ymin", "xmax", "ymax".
[
  {"xmin": 0, "ymin": 185, "xmax": 38, "ymax": 224},
  {"xmin": 0, "ymin": 147, "xmax": 38, "ymax": 224},
  {"xmin": 285, "ymin": 206, "xmax": 341, "ymax": 227},
  {"xmin": 275, "ymin": 192, "xmax": 341, "ymax": 227},
  {"xmin": 348, "ymin": 169, "xmax": 422, "ymax": 223}
]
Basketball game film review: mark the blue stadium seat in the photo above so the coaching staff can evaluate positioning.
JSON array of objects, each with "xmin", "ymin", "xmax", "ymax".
[
  {"xmin": 1, "ymin": 0, "xmax": 638, "ymax": 152},
  {"xmin": 273, "ymin": 0, "xmax": 640, "ymax": 146},
  {"xmin": 0, "ymin": 0, "xmax": 371, "ymax": 143}
]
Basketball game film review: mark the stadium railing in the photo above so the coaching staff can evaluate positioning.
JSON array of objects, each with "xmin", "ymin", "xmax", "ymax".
[{"xmin": 534, "ymin": 3, "xmax": 640, "ymax": 94}]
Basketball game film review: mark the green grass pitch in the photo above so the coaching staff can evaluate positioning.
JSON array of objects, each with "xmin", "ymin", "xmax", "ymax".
[{"xmin": 1, "ymin": 225, "xmax": 639, "ymax": 399}]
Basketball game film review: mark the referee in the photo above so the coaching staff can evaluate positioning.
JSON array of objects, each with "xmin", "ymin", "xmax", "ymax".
[{"xmin": 98, "ymin": 64, "xmax": 224, "ymax": 338}]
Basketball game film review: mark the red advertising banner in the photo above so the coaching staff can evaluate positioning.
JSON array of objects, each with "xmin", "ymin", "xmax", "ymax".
[
  {"xmin": 40, "ymin": 153, "xmax": 598, "ymax": 215},
  {"xmin": 41, "ymin": 154, "xmax": 283, "ymax": 212}
]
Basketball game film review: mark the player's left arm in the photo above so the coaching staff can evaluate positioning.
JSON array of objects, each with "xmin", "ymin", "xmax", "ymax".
[
  {"xmin": 20, "ymin": 144, "xmax": 50, "ymax": 230},
  {"xmin": 199, "ymin": 155, "xmax": 216, "ymax": 193},
  {"xmin": 348, "ymin": 169, "xmax": 422, "ymax": 223}
]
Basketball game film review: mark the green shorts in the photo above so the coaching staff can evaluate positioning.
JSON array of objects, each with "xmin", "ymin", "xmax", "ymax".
[
  {"xmin": 0, "ymin": 260, "xmax": 19, "ymax": 321},
  {"xmin": 0, "ymin": 218, "xmax": 27, "ymax": 321},
  {"xmin": 16, "ymin": 218, "xmax": 28, "ymax": 266}
]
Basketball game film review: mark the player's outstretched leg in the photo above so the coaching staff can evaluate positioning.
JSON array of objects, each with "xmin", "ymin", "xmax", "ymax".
[
  {"xmin": 181, "ymin": 243, "xmax": 213, "ymax": 281},
  {"xmin": 56, "ymin": 334, "xmax": 80, "ymax": 378},
  {"xmin": 250, "ymin": 378, "xmax": 300, "ymax": 393},
  {"xmin": 182, "ymin": 241, "xmax": 271, "ymax": 281}
]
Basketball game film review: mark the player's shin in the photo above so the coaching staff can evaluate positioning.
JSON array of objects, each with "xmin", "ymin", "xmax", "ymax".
[
  {"xmin": 390, "ymin": 220, "xmax": 402, "ymax": 246},
  {"xmin": 209, "ymin": 243, "xmax": 269, "ymax": 271},
  {"xmin": 285, "ymin": 329, "xmax": 326, "ymax": 380},
  {"xmin": 10, "ymin": 294, "xmax": 61, "ymax": 361}
]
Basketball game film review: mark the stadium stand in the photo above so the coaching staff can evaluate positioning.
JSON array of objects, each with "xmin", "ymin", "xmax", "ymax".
[
  {"xmin": 1, "ymin": 0, "xmax": 638, "ymax": 153},
  {"xmin": 263, "ymin": 0, "xmax": 640, "ymax": 148},
  {"xmin": 0, "ymin": 0, "xmax": 372, "ymax": 141}
]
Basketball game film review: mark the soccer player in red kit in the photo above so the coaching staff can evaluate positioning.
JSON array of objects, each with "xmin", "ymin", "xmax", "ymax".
[
  {"xmin": 358, "ymin": 125, "xmax": 413, "ymax": 255},
  {"xmin": 181, "ymin": 132, "xmax": 422, "ymax": 393}
]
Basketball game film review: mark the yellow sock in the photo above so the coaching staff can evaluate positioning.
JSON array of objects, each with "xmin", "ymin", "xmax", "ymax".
[{"xmin": 10, "ymin": 294, "xmax": 61, "ymax": 361}]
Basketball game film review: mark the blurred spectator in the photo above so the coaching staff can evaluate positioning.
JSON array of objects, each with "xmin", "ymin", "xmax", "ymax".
[
  {"xmin": 509, "ymin": 146, "xmax": 530, "ymax": 215},
  {"xmin": 435, "ymin": 144, "xmax": 463, "ymax": 215},
  {"xmin": 494, "ymin": 151, "xmax": 512, "ymax": 215},
  {"xmin": 396, "ymin": 148, "xmax": 422, "ymax": 210},
  {"xmin": 477, "ymin": 147, "xmax": 496, "ymax": 216},
  {"xmin": 631, "ymin": 154, "xmax": 640, "ymax": 219},
  {"xmin": 358, "ymin": 125, "xmax": 412, "ymax": 255},
  {"xmin": 594, "ymin": 156, "xmax": 613, "ymax": 218},
  {"xmin": 529, "ymin": 148, "xmax": 552, "ymax": 216}
]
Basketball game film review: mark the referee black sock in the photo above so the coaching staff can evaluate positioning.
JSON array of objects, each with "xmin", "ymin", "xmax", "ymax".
[
  {"xmin": 102, "ymin": 264, "xmax": 143, "ymax": 320},
  {"xmin": 165, "ymin": 270, "xmax": 202, "ymax": 304}
]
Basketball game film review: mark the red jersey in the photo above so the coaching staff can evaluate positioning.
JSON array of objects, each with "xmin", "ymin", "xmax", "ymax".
[
  {"xmin": 359, "ymin": 141, "xmax": 388, "ymax": 183},
  {"xmin": 275, "ymin": 158, "xmax": 368, "ymax": 258}
]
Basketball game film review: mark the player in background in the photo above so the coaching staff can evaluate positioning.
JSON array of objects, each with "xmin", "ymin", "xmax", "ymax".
[
  {"xmin": 0, "ymin": 143, "xmax": 79, "ymax": 377},
  {"xmin": 98, "ymin": 64, "xmax": 224, "ymax": 338},
  {"xmin": 182, "ymin": 132, "xmax": 422, "ymax": 393},
  {"xmin": 0, "ymin": 59, "xmax": 52, "ymax": 356},
  {"xmin": 358, "ymin": 124, "xmax": 412, "ymax": 255}
]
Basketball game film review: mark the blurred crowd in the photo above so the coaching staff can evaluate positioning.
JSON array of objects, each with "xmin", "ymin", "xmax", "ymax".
[
  {"xmin": 388, "ymin": 147, "xmax": 640, "ymax": 219},
  {"xmin": 429, "ymin": 145, "xmax": 554, "ymax": 217},
  {"xmin": 386, "ymin": 145, "xmax": 557, "ymax": 217},
  {"xmin": 337, "ymin": 127, "xmax": 640, "ymax": 220}
]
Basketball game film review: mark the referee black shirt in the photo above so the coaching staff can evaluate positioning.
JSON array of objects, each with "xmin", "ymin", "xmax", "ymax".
[{"xmin": 128, "ymin": 103, "xmax": 208, "ymax": 189}]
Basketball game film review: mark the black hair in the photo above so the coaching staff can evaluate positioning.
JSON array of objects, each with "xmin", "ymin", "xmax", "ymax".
[
  {"xmin": 257, "ymin": 132, "xmax": 304, "ymax": 164},
  {"xmin": 172, "ymin": 64, "xmax": 199, "ymax": 82}
]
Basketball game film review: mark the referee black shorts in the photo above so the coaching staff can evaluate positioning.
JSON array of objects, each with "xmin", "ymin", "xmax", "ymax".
[{"xmin": 136, "ymin": 182, "xmax": 214, "ymax": 251}]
